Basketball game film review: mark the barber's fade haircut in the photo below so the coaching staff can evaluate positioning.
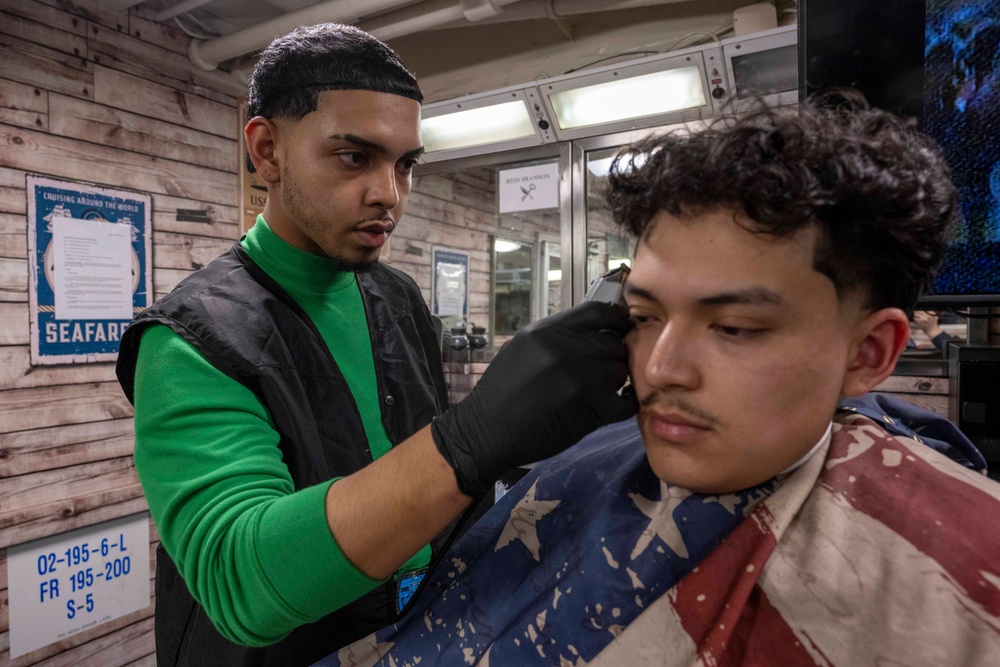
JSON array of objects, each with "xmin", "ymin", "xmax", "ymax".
[
  {"xmin": 606, "ymin": 89, "xmax": 958, "ymax": 312},
  {"xmin": 248, "ymin": 22, "xmax": 423, "ymax": 120}
]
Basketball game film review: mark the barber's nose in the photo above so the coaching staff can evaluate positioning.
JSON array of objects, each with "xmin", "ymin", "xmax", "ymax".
[
  {"xmin": 365, "ymin": 165, "xmax": 402, "ymax": 210},
  {"xmin": 642, "ymin": 323, "xmax": 700, "ymax": 390}
]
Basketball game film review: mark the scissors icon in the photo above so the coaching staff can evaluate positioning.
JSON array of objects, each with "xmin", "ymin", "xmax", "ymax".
[{"xmin": 520, "ymin": 183, "xmax": 536, "ymax": 201}]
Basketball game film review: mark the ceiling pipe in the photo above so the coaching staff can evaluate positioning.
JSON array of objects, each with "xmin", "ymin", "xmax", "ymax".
[
  {"xmin": 363, "ymin": 0, "xmax": 524, "ymax": 42},
  {"xmin": 431, "ymin": 0, "xmax": 701, "ymax": 29},
  {"xmin": 154, "ymin": 0, "xmax": 214, "ymax": 22},
  {"xmin": 188, "ymin": 0, "xmax": 428, "ymax": 70}
]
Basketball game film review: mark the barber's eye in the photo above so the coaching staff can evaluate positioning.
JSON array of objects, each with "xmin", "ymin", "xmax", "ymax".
[
  {"xmin": 338, "ymin": 152, "xmax": 368, "ymax": 166},
  {"xmin": 398, "ymin": 158, "xmax": 419, "ymax": 173}
]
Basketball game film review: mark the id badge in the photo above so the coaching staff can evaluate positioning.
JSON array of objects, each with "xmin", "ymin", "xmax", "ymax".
[{"xmin": 395, "ymin": 568, "xmax": 427, "ymax": 614}]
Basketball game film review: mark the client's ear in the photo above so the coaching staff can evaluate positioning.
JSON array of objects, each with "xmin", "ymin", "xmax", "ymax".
[{"xmin": 841, "ymin": 307, "xmax": 911, "ymax": 398}]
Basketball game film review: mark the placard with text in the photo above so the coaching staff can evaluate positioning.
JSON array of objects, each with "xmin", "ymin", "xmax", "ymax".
[
  {"xmin": 7, "ymin": 513, "xmax": 151, "ymax": 659},
  {"xmin": 27, "ymin": 175, "xmax": 152, "ymax": 365}
]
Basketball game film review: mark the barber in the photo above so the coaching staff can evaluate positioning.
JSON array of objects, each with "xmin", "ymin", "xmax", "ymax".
[{"xmin": 115, "ymin": 21, "xmax": 635, "ymax": 667}]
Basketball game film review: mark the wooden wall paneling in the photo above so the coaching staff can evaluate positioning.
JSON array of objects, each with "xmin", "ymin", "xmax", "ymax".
[
  {"xmin": 406, "ymin": 191, "xmax": 500, "ymax": 234},
  {"xmin": 0, "ymin": 227, "xmax": 28, "ymax": 299},
  {"xmin": 152, "ymin": 194, "xmax": 239, "ymax": 241},
  {"xmin": 93, "ymin": 66, "xmax": 236, "ymax": 139},
  {"xmin": 0, "ymin": 418, "xmax": 134, "ymax": 477},
  {"xmin": 87, "ymin": 23, "xmax": 243, "ymax": 106},
  {"xmin": 0, "ymin": 457, "xmax": 142, "ymax": 547},
  {"xmin": 0, "ymin": 382, "xmax": 133, "ymax": 435},
  {"xmin": 0, "ymin": 346, "xmax": 117, "ymax": 391},
  {"xmin": 0, "ymin": 257, "xmax": 28, "ymax": 297},
  {"xmin": 0, "ymin": 125, "xmax": 236, "ymax": 207},
  {"xmin": 0, "ymin": 78, "xmax": 49, "ymax": 132},
  {"xmin": 0, "ymin": 7, "xmax": 89, "ymax": 60},
  {"xmin": 33, "ymin": 0, "xmax": 128, "ymax": 33},
  {"xmin": 1, "ymin": 0, "xmax": 89, "ymax": 38},
  {"xmin": 0, "ymin": 214, "xmax": 27, "ymax": 257},
  {"xmin": 0, "ymin": 188, "xmax": 26, "ymax": 215},
  {"xmin": 0, "ymin": 303, "xmax": 29, "ymax": 344},
  {"xmin": 0, "ymin": 33, "xmax": 93, "ymax": 100},
  {"xmin": 874, "ymin": 375, "xmax": 951, "ymax": 418},
  {"xmin": 153, "ymin": 268, "xmax": 194, "ymax": 298},
  {"xmin": 126, "ymin": 14, "xmax": 190, "ymax": 56},
  {"xmin": 48, "ymin": 94, "xmax": 236, "ymax": 173},
  {"xmin": 151, "ymin": 230, "xmax": 232, "ymax": 272},
  {"xmin": 0, "ymin": 167, "xmax": 26, "ymax": 189}
]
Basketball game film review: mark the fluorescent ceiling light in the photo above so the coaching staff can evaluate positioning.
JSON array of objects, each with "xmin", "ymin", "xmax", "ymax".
[
  {"xmin": 494, "ymin": 239, "xmax": 522, "ymax": 253},
  {"xmin": 548, "ymin": 67, "xmax": 705, "ymax": 130},
  {"xmin": 422, "ymin": 101, "xmax": 536, "ymax": 153}
]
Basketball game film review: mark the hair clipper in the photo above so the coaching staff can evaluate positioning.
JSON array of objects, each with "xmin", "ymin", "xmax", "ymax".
[{"xmin": 583, "ymin": 264, "xmax": 630, "ymax": 308}]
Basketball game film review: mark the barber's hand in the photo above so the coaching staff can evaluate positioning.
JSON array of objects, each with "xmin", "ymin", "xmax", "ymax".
[{"xmin": 431, "ymin": 301, "xmax": 638, "ymax": 497}]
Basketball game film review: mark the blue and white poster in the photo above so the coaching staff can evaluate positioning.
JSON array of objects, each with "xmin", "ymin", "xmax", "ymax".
[
  {"xmin": 431, "ymin": 247, "xmax": 469, "ymax": 318},
  {"xmin": 27, "ymin": 176, "xmax": 152, "ymax": 365}
]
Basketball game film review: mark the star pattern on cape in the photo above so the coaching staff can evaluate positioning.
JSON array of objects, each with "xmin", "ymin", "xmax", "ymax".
[
  {"xmin": 335, "ymin": 638, "xmax": 394, "ymax": 666},
  {"xmin": 629, "ymin": 481, "xmax": 693, "ymax": 560},
  {"xmin": 496, "ymin": 480, "xmax": 561, "ymax": 561}
]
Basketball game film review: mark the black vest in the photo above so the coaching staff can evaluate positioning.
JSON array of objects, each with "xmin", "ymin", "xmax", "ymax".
[{"xmin": 117, "ymin": 243, "xmax": 448, "ymax": 666}]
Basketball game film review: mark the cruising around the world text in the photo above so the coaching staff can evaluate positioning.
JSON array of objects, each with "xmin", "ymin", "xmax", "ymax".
[{"xmin": 7, "ymin": 513, "xmax": 151, "ymax": 659}]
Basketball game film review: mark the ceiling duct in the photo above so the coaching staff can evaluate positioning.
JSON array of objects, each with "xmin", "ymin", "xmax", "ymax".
[{"xmin": 187, "ymin": 0, "xmax": 427, "ymax": 70}]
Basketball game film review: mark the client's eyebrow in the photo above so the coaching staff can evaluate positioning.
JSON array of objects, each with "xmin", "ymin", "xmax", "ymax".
[
  {"xmin": 696, "ymin": 287, "xmax": 784, "ymax": 307},
  {"xmin": 623, "ymin": 284, "xmax": 784, "ymax": 307}
]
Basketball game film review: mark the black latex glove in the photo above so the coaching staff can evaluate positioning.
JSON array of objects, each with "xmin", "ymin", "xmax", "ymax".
[{"xmin": 431, "ymin": 301, "xmax": 638, "ymax": 497}]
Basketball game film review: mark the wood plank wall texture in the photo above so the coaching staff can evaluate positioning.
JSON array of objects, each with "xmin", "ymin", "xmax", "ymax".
[{"xmin": 0, "ymin": 1, "xmax": 245, "ymax": 664}]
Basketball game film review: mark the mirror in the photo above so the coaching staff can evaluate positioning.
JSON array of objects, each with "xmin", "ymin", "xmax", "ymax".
[{"xmin": 492, "ymin": 238, "xmax": 534, "ymax": 339}]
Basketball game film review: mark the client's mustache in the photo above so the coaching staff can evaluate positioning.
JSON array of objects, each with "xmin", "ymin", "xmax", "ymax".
[{"xmin": 639, "ymin": 393, "xmax": 725, "ymax": 429}]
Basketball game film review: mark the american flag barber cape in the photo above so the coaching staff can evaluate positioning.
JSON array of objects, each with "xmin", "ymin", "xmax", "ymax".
[{"xmin": 319, "ymin": 406, "xmax": 1000, "ymax": 666}]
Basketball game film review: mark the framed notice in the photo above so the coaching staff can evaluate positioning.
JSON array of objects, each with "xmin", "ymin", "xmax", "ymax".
[
  {"xmin": 27, "ymin": 175, "xmax": 152, "ymax": 365},
  {"xmin": 431, "ymin": 247, "xmax": 470, "ymax": 318}
]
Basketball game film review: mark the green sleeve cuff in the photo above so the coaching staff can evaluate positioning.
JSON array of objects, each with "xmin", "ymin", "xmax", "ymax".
[{"xmin": 256, "ymin": 479, "xmax": 383, "ymax": 619}]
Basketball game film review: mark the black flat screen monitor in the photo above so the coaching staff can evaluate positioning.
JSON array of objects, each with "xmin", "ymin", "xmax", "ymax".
[{"xmin": 800, "ymin": 0, "xmax": 1000, "ymax": 308}]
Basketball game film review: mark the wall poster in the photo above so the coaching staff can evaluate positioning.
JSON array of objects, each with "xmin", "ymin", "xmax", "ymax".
[
  {"xmin": 432, "ymin": 247, "xmax": 470, "ymax": 318},
  {"xmin": 27, "ymin": 175, "xmax": 152, "ymax": 365}
]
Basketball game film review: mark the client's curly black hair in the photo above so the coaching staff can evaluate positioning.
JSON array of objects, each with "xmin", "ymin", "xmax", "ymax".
[{"xmin": 606, "ymin": 89, "xmax": 958, "ymax": 311}]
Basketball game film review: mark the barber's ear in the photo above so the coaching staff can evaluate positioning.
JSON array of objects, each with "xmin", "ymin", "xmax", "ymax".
[
  {"xmin": 841, "ymin": 307, "xmax": 911, "ymax": 398},
  {"xmin": 245, "ymin": 116, "xmax": 281, "ymax": 184}
]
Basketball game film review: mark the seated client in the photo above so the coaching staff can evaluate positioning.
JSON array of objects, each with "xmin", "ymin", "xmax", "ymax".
[{"xmin": 321, "ymin": 91, "xmax": 1000, "ymax": 666}]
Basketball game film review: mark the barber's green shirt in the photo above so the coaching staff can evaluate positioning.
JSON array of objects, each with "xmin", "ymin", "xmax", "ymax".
[{"xmin": 133, "ymin": 217, "xmax": 430, "ymax": 646}]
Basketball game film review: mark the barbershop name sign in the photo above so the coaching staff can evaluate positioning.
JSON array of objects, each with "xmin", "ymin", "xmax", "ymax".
[{"xmin": 499, "ymin": 162, "xmax": 559, "ymax": 213}]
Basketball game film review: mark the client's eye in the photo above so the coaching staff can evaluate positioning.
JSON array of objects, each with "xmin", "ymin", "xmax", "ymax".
[{"xmin": 712, "ymin": 324, "xmax": 765, "ymax": 340}]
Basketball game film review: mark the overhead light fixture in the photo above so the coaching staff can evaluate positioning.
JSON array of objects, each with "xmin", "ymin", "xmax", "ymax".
[
  {"xmin": 548, "ymin": 67, "xmax": 705, "ymax": 130},
  {"xmin": 423, "ymin": 101, "xmax": 533, "ymax": 153},
  {"xmin": 538, "ymin": 49, "xmax": 713, "ymax": 141},
  {"xmin": 420, "ymin": 85, "xmax": 556, "ymax": 163}
]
